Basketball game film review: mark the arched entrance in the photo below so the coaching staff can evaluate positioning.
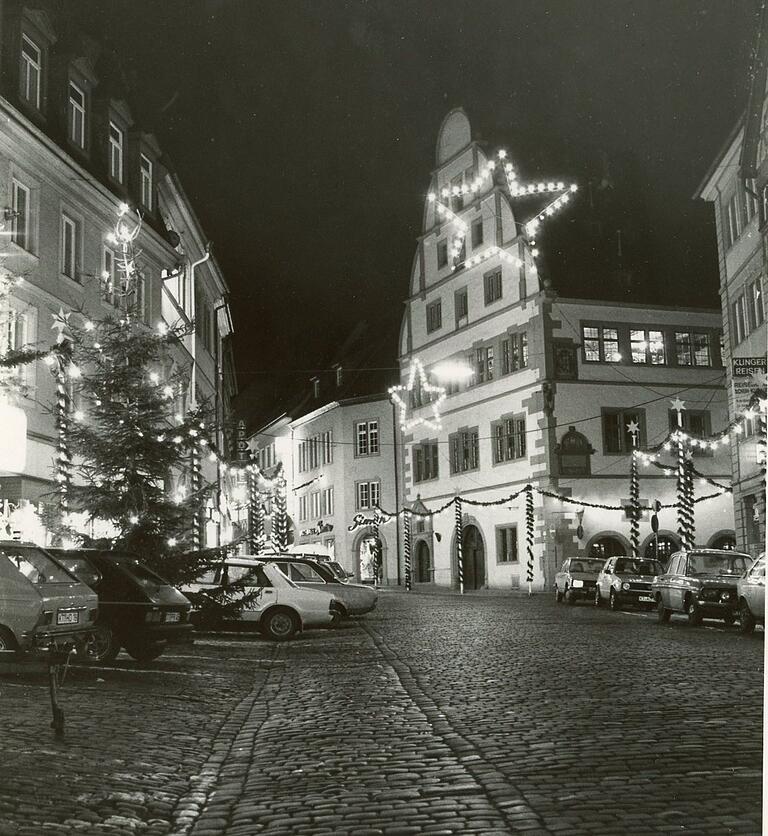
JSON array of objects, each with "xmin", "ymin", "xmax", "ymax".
[
  {"xmin": 357, "ymin": 534, "xmax": 381, "ymax": 585},
  {"xmin": 462, "ymin": 524, "xmax": 485, "ymax": 590},
  {"xmin": 643, "ymin": 531, "xmax": 680, "ymax": 568},
  {"xmin": 588, "ymin": 534, "xmax": 627, "ymax": 560},
  {"xmin": 708, "ymin": 531, "xmax": 736, "ymax": 551},
  {"xmin": 415, "ymin": 540, "xmax": 431, "ymax": 583}
]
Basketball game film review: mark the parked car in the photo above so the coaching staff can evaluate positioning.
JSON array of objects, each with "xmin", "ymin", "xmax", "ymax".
[
  {"xmin": 183, "ymin": 559, "xmax": 338, "ymax": 640},
  {"xmin": 48, "ymin": 548, "xmax": 194, "ymax": 663},
  {"xmin": 554, "ymin": 557, "xmax": 605, "ymax": 605},
  {"xmin": 736, "ymin": 553, "xmax": 765, "ymax": 635},
  {"xmin": 0, "ymin": 541, "xmax": 98, "ymax": 655},
  {"xmin": 268, "ymin": 555, "xmax": 378, "ymax": 617},
  {"xmin": 653, "ymin": 549, "xmax": 753, "ymax": 626},
  {"xmin": 594, "ymin": 556, "xmax": 664, "ymax": 611}
]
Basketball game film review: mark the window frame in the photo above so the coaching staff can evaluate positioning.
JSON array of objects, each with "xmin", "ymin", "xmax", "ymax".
[
  {"xmin": 601, "ymin": 408, "xmax": 646, "ymax": 455},
  {"xmin": 355, "ymin": 420, "xmax": 379, "ymax": 457},
  {"xmin": 108, "ymin": 120, "xmax": 124, "ymax": 183},
  {"xmin": 496, "ymin": 525, "xmax": 519, "ymax": 564},
  {"xmin": 11, "ymin": 179, "xmax": 32, "ymax": 252},
  {"xmin": 449, "ymin": 427, "xmax": 480, "ymax": 475},
  {"xmin": 426, "ymin": 299, "xmax": 442, "ymax": 334},
  {"xmin": 437, "ymin": 239, "xmax": 448, "ymax": 269},
  {"xmin": 483, "ymin": 269, "xmax": 502, "ymax": 305},
  {"xmin": 471, "ymin": 217, "xmax": 484, "ymax": 248},
  {"xmin": 140, "ymin": 153, "xmax": 154, "ymax": 211},
  {"xmin": 20, "ymin": 34, "xmax": 41, "ymax": 110},
  {"xmin": 492, "ymin": 413, "xmax": 527, "ymax": 465},
  {"xmin": 60, "ymin": 211, "xmax": 80, "ymax": 281},
  {"xmin": 455, "ymin": 287, "xmax": 468, "ymax": 328},
  {"xmin": 674, "ymin": 330, "xmax": 711, "ymax": 366},
  {"xmin": 67, "ymin": 80, "xmax": 86, "ymax": 149},
  {"xmin": 582, "ymin": 324, "xmax": 621, "ymax": 363},
  {"xmin": 629, "ymin": 328, "xmax": 666, "ymax": 365},
  {"xmin": 413, "ymin": 440, "xmax": 439, "ymax": 483}
]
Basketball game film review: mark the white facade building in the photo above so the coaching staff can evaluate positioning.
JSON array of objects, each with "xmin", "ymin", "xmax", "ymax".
[{"xmin": 397, "ymin": 109, "xmax": 735, "ymax": 591}]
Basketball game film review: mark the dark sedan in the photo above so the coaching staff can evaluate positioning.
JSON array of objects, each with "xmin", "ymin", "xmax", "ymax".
[{"xmin": 49, "ymin": 548, "xmax": 193, "ymax": 663}]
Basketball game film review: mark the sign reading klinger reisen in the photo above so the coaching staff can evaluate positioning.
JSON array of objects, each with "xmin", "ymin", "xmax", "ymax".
[{"xmin": 732, "ymin": 357, "xmax": 767, "ymax": 412}]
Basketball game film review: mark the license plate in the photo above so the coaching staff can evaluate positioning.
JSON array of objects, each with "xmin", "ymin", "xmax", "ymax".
[
  {"xmin": 164, "ymin": 611, "xmax": 180, "ymax": 623},
  {"xmin": 639, "ymin": 595, "xmax": 654, "ymax": 603},
  {"xmin": 57, "ymin": 610, "xmax": 79, "ymax": 625}
]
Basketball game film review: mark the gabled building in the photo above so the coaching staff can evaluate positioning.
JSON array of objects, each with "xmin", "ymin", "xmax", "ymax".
[
  {"xmin": 697, "ymin": 5, "xmax": 767, "ymax": 555},
  {"xmin": 397, "ymin": 109, "xmax": 734, "ymax": 591},
  {"xmin": 0, "ymin": 1, "xmax": 236, "ymax": 545}
]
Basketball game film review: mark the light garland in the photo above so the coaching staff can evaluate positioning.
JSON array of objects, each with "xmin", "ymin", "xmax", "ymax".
[
  {"xmin": 454, "ymin": 496, "xmax": 464, "ymax": 595},
  {"xmin": 389, "ymin": 358, "xmax": 446, "ymax": 431}
]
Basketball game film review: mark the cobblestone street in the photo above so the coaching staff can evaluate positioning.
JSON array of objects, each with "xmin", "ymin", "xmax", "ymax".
[{"xmin": 0, "ymin": 591, "xmax": 762, "ymax": 835}]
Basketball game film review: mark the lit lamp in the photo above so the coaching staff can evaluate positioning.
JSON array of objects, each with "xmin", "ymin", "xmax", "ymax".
[{"xmin": 0, "ymin": 403, "xmax": 26, "ymax": 472}]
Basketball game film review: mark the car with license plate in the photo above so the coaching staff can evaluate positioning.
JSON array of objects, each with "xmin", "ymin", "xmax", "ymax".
[
  {"xmin": 268, "ymin": 555, "xmax": 378, "ymax": 618},
  {"xmin": 48, "ymin": 548, "xmax": 194, "ymax": 663},
  {"xmin": 653, "ymin": 548, "xmax": 752, "ymax": 626},
  {"xmin": 0, "ymin": 541, "xmax": 98, "ymax": 655},
  {"xmin": 594, "ymin": 556, "xmax": 664, "ymax": 611},
  {"xmin": 736, "ymin": 553, "xmax": 764, "ymax": 634},
  {"xmin": 183, "ymin": 559, "xmax": 338, "ymax": 640},
  {"xmin": 554, "ymin": 557, "xmax": 605, "ymax": 605}
]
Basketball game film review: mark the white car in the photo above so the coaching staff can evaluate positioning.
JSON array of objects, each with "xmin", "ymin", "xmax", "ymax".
[
  {"xmin": 183, "ymin": 559, "xmax": 338, "ymax": 640},
  {"xmin": 267, "ymin": 556, "xmax": 378, "ymax": 618}
]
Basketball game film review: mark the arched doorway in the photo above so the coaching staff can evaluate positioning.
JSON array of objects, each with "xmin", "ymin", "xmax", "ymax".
[
  {"xmin": 462, "ymin": 524, "xmax": 485, "ymax": 590},
  {"xmin": 357, "ymin": 534, "xmax": 381, "ymax": 585},
  {"xmin": 415, "ymin": 540, "xmax": 431, "ymax": 583},
  {"xmin": 643, "ymin": 532, "xmax": 680, "ymax": 568},
  {"xmin": 588, "ymin": 534, "xmax": 627, "ymax": 560}
]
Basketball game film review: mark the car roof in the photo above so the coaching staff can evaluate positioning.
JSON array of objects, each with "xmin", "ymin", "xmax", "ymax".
[
  {"xmin": 669, "ymin": 549, "xmax": 752, "ymax": 558},
  {"xmin": 0, "ymin": 540, "xmax": 45, "ymax": 549}
]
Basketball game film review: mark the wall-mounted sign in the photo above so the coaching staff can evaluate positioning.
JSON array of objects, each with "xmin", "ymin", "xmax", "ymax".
[
  {"xmin": 348, "ymin": 509, "xmax": 392, "ymax": 531},
  {"xmin": 732, "ymin": 357, "xmax": 767, "ymax": 412}
]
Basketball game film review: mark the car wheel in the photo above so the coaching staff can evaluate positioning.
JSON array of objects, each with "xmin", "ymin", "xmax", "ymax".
[
  {"xmin": 564, "ymin": 587, "xmax": 575, "ymax": 605},
  {"xmin": 0, "ymin": 626, "xmax": 19, "ymax": 657},
  {"xmin": 722, "ymin": 613, "xmax": 735, "ymax": 627},
  {"xmin": 594, "ymin": 587, "xmax": 601, "ymax": 607},
  {"xmin": 79, "ymin": 625, "xmax": 120, "ymax": 664},
  {"xmin": 329, "ymin": 604, "xmax": 347, "ymax": 627},
  {"xmin": 555, "ymin": 587, "xmax": 563, "ymax": 603},
  {"xmin": 261, "ymin": 608, "xmax": 299, "ymax": 641},
  {"xmin": 124, "ymin": 640, "xmax": 164, "ymax": 663},
  {"xmin": 657, "ymin": 596, "xmax": 671, "ymax": 623},
  {"xmin": 609, "ymin": 589, "xmax": 621, "ymax": 611},
  {"xmin": 739, "ymin": 599, "xmax": 756, "ymax": 635},
  {"xmin": 685, "ymin": 596, "xmax": 703, "ymax": 626}
]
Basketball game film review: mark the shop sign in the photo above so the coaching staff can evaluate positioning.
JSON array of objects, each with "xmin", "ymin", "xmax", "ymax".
[
  {"xmin": 300, "ymin": 520, "xmax": 334, "ymax": 537},
  {"xmin": 348, "ymin": 509, "xmax": 392, "ymax": 531},
  {"xmin": 732, "ymin": 357, "xmax": 767, "ymax": 412}
]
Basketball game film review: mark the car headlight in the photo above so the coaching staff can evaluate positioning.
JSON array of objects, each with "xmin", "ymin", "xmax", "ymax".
[
  {"xmin": 622, "ymin": 582, "xmax": 630, "ymax": 591},
  {"xmin": 572, "ymin": 579, "xmax": 583, "ymax": 588},
  {"xmin": 613, "ymin": 579, "xmax": 622, "ymax": 590}
]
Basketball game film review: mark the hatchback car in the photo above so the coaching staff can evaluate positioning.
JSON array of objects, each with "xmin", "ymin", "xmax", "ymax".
[
  {"xmin": 0, "ymin": 541, "xmax": 98, "ymax": 655},
  {"xmin": 49, "ymin": 548, "xmax": 194, "ymax": 663},
  {"xmin": 653, "ymin": 549, "xmax": 752, "ymax": 626},
  {"xmin": 555, "ymin": 557, "xmax": 605, "ymax": 605},
  {"xmin": 183, "ymin": 559, "xmax": 338, "ymax": 640},
  {"xmin": 736, "ymin": 553, "xmax": 765, "ymax": 634},
  {"xmin": 269, "ymin": 555, "xmax": 378, "ymax": 618},
  {"xmin": 594, "ymin": 556, "xmax": 664, "ymax": 611}
]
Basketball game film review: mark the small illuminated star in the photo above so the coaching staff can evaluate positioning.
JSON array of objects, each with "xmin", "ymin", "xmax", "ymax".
[
  {"xmin": 626, "ymin": 420, "xmax": 640, "ymax": 441},
  {"xmin": 51, "ymin": 308, "xmax": 71, "ymax": 344},
  {"xmin": 670, "ymin": 398, "xmax": 686, "ymax": 413},
  {"xmin": 389, "ymin": 359, "xmax": 446, "ymax": 431}
]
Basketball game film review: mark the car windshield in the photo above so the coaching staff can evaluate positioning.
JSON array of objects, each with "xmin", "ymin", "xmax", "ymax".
[
  {"xmin": 687, "ymin": 553, "xmax": 751, "ymax": 575},
  {"xmin": 567, "ymin": 559, "xmax": 604, "ymax": 573},
  {"xmin": 613, "ymin": 558, "xmax": 662, "ymax": 576},
  {"xmin": 1, "ymin": 547, "xmax": 77, "ymax": 584}
]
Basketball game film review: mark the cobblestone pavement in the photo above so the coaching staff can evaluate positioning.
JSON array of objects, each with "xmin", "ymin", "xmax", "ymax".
[{"xmin": 0, "ymin": 591, "xmax": 762, "ymax": 835}]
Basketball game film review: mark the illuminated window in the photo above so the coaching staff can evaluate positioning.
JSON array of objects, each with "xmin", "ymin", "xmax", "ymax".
[
  {"xmin": 675, "ymin": 331, "xmax": 711, "ymax": 365},
  {"xmin": 582, "ymin": 325, "xmax": 620, "ymax": 362},
  {"xmin": 630, "ymin": 329, "xmax": 666, "ymax": 364}
]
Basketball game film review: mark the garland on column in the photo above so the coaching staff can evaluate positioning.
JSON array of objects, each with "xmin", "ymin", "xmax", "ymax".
[
  {"xmin": 454, "ymin": 496, "xmax": 464, "ymax": 595},
  {"xmin": 53, "ymin": 348, "xmax": 72, "ymax": 516},
  {"xmin": 191, "ymin": 444, "xmax": 202, "ymax": 550},
  {"xmin": 628, "ymin": 420, "xmax": 640, "ymax": 558},
  {"xmin": 270, "ymin": 469, "xmax": 288, "ymax": 552},
  {"xmin": 372, "ymin": 516, "xmax": 381, "ymax": 586},
  {"xmin": 525, "ymin": 484, "xmax": 535, "ymax": 594},
  {"xmin": 402, "ymin": 510, "xmax": 411, "ymax": 591}
]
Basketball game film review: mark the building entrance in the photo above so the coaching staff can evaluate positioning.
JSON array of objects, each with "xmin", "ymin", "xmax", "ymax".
[{"xmin": 462, "ymin": 524, "xmax": 485, "ymax": 590}]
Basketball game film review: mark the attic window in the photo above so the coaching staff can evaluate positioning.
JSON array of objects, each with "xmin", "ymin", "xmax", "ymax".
[
  {"xmin": 311, "ymin": 376, "xmax": 320, "ymax": 398},
  {"xmin": 334, "ymin": 365, "xmax": 343, "ymax": 387}
]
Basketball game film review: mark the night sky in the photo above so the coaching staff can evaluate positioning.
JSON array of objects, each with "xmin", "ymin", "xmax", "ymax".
[{"xmin": 73, "ymin": 0, "xmax": 759, "ymax": 398}]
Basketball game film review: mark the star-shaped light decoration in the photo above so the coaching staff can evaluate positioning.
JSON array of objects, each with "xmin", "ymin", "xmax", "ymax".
[
  {"xmin": 389, "ymin": 359, "xmax": 446, "ymax": 432},
  {"xmin": 51, "ymin": 308, "xmax": 72, "ymax": 344},
  {"xmin": 670, "ymin": 398, "xmax": 686, "ymax": 413},
  {"xmin": 426, "ymin": 148, "xmax": 577, "ymax": 274},
  {"xmin": 626, "ymin": 419, "xmax": 640, "ymax": 447}
]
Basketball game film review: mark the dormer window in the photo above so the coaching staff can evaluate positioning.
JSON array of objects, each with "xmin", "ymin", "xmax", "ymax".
[
  {"xmin": 68, "ymin": 81, "xmax": 86, "ymax": 148},
  {"xmin": 109, "ymin": 121, "xmax": 124, "ymax": 182},
  {"xmin": 140, "ymin": 154, "xmax": 153, "ymax": 210},
  {"xmin": 311, "ymin": 376, "xmax": 320, "ymax": 399},
  {"xmin": 20, "ymin": 35, "xmax": 41, "ymax": 109}
]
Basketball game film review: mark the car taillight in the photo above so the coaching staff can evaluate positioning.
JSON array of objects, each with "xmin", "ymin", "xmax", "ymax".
[
  {"xmin": 145, "ymin": 610, "xmax": 163, "ymax": 623},
  {"xmin": 36, "ymin": 610, "xmax": 53, "ymax": 626}
]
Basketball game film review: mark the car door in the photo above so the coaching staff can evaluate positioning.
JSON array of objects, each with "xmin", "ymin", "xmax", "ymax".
[
  {"xmin": 556, "ymin": 560, "xmax": 568, "ymax": 593},
  {"xmin": 744, "ymin": 558, "xmax": 765, "ymax": 617},
  {"xmin": 229, "ymin": 564, "xmax": 275, "ymax": 621},
  {"xmin": 667, "ymin": 555, "xmax": 687, "ymax": 611}
]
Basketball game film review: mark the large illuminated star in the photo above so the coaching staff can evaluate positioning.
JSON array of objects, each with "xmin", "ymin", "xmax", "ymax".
[
  {"xmin": 389, "ymin": 359, "xmax": 446, "ymax": 432},
  {"xmin": 426, "ymin": 148, "xmax": 577, "ymax": 274},
  {"xmin": 670, "ymin": 398, "xmax": 686, "ymax": 414}
]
